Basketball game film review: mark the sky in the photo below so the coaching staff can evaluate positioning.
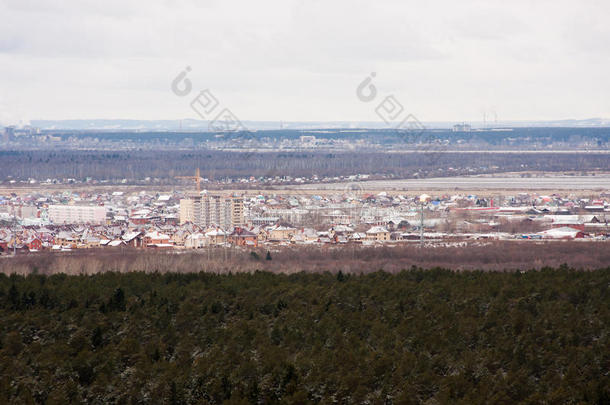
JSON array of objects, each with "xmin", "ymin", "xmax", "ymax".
[{"xmin": 1, "ymin": 0, "xmax": 609, "ymax": 125}]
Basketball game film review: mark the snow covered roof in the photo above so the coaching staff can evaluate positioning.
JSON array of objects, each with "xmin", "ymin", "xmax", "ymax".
[
  {"xmin": 205, "ymin": 229, "xmax": 227, "ymax": 236},
  {"xmin": 121, "ymin": 231, "xmax": 142, "ymax": 241},
  {"xmin": 366, "ymin": 226, "xmax": 389, "ymax": 234},
  {"xmin": 537, "ymin": 227, "xmax": 584, "ymax": 239},
  {"xmin": 144, "ymin": 231, "xmax": 170, "ymax": 240}
]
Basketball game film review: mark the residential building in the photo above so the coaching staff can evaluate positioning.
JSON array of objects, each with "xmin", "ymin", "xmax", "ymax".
[
  {"xmin": 366, "ymin": 226, "xmax": 391, "ymax": 241},
  {"xmin": 143, "ymin": 231, "xmax": 173, "ymax": 247},
  {"xmin": 48, "ymin": 205, "xmax": 106, "ymax": 225},
  {"xmin": 267, "ymin": 225, "xmax": 296, "ymax": 241},
  {"xmin": 185, "ymin": 233, "xmax": 206, "ymax": 249},
  {"xmin": 180, "ymin": 193, "xmax": 244, "ymax": 228},
  {"xmin": 229, "ymin": 227, "xmax": 258, "ymax": 247}
]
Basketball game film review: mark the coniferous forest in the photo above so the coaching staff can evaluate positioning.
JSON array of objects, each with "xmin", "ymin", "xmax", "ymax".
[{"xmin": 0, "ymin": 268, "xmax": 608, "ymax": 404}]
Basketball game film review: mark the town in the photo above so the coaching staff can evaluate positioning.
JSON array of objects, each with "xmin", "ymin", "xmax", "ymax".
[
  {"xmin": 1, "ymin": 184, "xmax": 608, "ymax": 254},
  {"xmin": 2, "ymin": 1, "xmax": 609, "ymax": 403}
]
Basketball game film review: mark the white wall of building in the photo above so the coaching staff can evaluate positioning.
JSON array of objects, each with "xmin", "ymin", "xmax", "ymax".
[{"xmin": 48, "ymin": 205, "xmax": 106, "ymax": 224}]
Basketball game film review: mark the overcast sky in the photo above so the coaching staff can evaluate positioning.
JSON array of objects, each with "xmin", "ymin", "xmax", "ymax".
[{"xmin": 1, "ymin": 0, "xmax": 609, "ymax": 124}]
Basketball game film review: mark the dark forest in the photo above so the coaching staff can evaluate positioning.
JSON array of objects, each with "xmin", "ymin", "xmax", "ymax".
[{"xmin": 1, "ymin": 268, "xmax": 608, "ymax": 404}]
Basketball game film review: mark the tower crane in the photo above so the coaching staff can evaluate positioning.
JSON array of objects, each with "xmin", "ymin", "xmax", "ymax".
[{"xmin": 176, "ymin": 168, "xmax": 203, "ymax": 193}]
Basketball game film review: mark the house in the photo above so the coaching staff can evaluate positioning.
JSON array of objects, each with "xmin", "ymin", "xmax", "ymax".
[
  {"xmin": 163, "ymin": 215, "xmax": 179, "ymax": 225},
  {"xmin": 350, "ymin": 232, "xmax": 367, "ymax": 243},
  {"xmin": 229, "ymin": 227, "xmax": 258, "ymax": 247},
  {"xmin": 205, "ymin": 229, "xmax": 228, "ymax": 245},
  {"xmin": 254, "ymin": 226, "xmax": 269, "ymax": 242},
  {"xmin": 366, "ymin": 226, "xmax": 390, "ymax": 241},
  {"xmin": 80, "ymin": 237, "xmax": 101, "ymax": 249},
  {"xmin": 185, "ymin": 233, "xmax": 206, "ymax": 249},
  {"xmin": 550, "ymin": 220, "xmax": 585, "ymax": 231},
  {"xmin": 143, "ymin": 231, "xmax": 173, "ymax": 247},
  {"xmin": 267, "ymin": 225, "xmax": 296, "ymax": 242},
  {"xmin": 290, "ymin": 228, "xmax": 318, "ymax": 245},
  {"xmin": 330, "ymin": 225, "xmax": 354, "ymax": 240},
  {"xmin": 335, "ymin": 235, "xmax": 349, "ymax": 244},
  {"xmin": 122, "ymin": 231, "xmax": 144, "ymax": 248},
  {"xmin": 130, "ymin": 215, "xmax": 151, "ymax": 225},
  {"xmin": 22, "ymin": 236, "xmax": 44, "ymax": 251},
  {"xmin": 55, "ymin": 231, "xmax": 78, "ymax": 248},
  {"xmin": 107, "ymin": 239, "xmax": 127, "ymax": 248},
  {"xmin": 170, "ymin": 229, "xmax": 190, "ymax": 247}
]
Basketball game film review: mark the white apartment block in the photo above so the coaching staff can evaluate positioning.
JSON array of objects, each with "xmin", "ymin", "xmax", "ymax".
[
  {"xmin": 179, "ymin": 198, "xmax": 197, "ymax": 225},
  {"xmin": 48, "ymin": 205, "xmax": 107, "ymax": 225},
  {"xmin": 180, "ymin": 194, "xmax": 244, "ymax": 228}
]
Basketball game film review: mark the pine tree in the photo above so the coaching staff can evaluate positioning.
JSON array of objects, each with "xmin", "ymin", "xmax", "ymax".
[
  {"xmin": 108, "ymin": 287, "xmax": 126, "ymax": 311},
  {"xmin": 91, "ymin": 326, "xmax": 103, "ymax": 348},
  {"xmin": 8, "ymin": 284, "xmax": 19, "ymax": 310}
]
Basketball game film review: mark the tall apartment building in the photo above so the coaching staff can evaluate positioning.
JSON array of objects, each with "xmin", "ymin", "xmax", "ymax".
[
  {"xmin": 179, "ymin": 196, "xmax": 201, "ymax": 226},
  {"xmin": 180, "ymin": 194, "xmax": 244, "ymax": 228},
  {"xmin": 48, "ymin": 205, "xmax": 107, "ymax": 225}
]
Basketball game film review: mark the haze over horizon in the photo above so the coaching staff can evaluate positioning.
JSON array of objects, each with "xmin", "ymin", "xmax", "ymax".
[
  {"xmin": 20, "ymin": 117, "xmax": 610, "ymax": 131},
  {"xmin": 1, "ymin": 0, "xmax": 609, "ymax": 125}
]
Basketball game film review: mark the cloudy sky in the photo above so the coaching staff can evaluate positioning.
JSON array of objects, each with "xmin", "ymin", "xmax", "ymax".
[{"xmin": 1, "ymin": 0, "xmax": 609, "ymax": 124}]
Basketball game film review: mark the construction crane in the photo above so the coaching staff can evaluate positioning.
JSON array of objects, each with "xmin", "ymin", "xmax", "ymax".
[{"xmin": 176, "ymin": 168, "xmax": 202, "ymax": 193}]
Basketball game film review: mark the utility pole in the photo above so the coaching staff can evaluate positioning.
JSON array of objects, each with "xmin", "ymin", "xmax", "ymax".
[
  {"xmin": 420, "ymin": 202, "xmax": 424, "ymax": 248},
  {"xmin": 418, "ymin": 194, "xmax": 430, "ymax": 248}
]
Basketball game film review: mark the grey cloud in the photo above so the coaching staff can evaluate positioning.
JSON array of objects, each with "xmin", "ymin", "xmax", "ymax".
[{"xmin": 0, "ymin": 0, "xmax": 608, "ymax": 122}]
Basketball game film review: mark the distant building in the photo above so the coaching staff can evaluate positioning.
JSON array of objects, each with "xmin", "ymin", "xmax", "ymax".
[
  {"xmin": 3, "ymin": 126, "xmax": 15, "ymax": 142},
  {"xmin": 48, "ymin": 205, "xmax": 106, "ymax": 225},
  {"xmin": 16, "ymin": 206, "xmax": 39, "ymax": 219},
  {"xmin": 537, "ymin": 226, "xmax": 586, "ymax": 239},
  {"xmin": 143, "ymin": 231, "xmax": 173, "ymax": 247},
  {"xmin": 185, "ymin": 233, "xmax": 206, "ymax": 249},
  {"xmin": 122, "ymin": 232, "xmax": 144, "ymax": 248},
  {"xmin": 299, "ymin": 135, "xmax": 316, "ymax": 146},
  {"xmin": 453, "ymin": 123, "xmax": 472, "ymax": 132},
  {"xmin": 228, "ymin": 227, "xmax": 258, "ymax": 247},
  {"xmin": 0, "ymin": 205, "xmax": 38, "ymax": 219},
  {"xmin": 366, "ymin": 226, "xmax": 390, "ymax": 241},
  {"xmin": 180, "ymin": 193, "xmax": 244, "ymax": 228},
  {"xmin": 19, "ymin": 125, "xmax": 41, "ymax": 136},
  {"xmin": 266, "ymin": 225, "xmax": 296, "ymax": 241},
  {"xmin": 179, "ymin": 197, "xmax": 198, "ymax": 225},
  {"xmin": 251, "ymin": 216, "xmax": 280, "ymax": 226}
]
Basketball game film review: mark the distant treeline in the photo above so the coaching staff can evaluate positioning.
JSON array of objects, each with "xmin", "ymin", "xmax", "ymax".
[
  {"xmin": 40, "ymin": 127, "xmax": 610, "ymax": 145},
  {"xmin": 0, "ymin": 268, "xmax": 608, "ymax": 403},
  {"xmin": 0, "ymin": 150, "xmax": 608, "ymax": 181},
  {"xmin": 3, "ymin": 242, "xmax": 610, "ymax": 275}
]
